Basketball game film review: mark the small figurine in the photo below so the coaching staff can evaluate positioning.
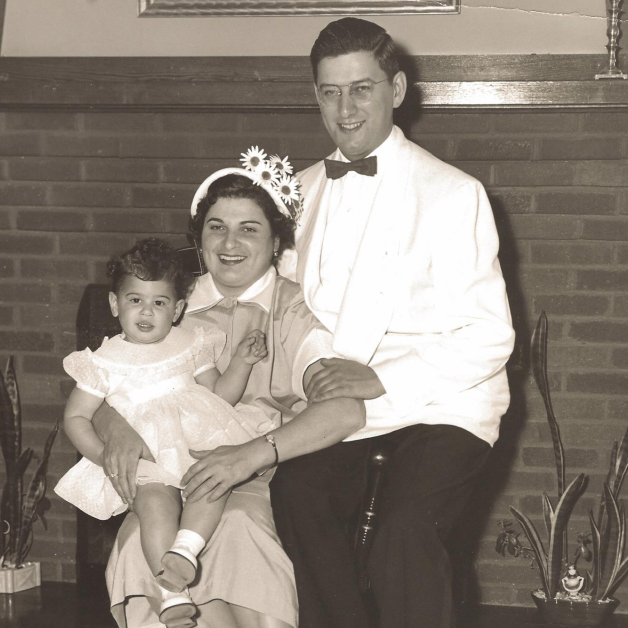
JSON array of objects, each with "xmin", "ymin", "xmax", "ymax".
[{"xmin": 562, "ymin": 565, "xmax": 585, "ymax": 599}]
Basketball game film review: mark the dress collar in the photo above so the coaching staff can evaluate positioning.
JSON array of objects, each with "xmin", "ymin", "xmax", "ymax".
[{"xmin": 186, "ymin": 266, "xmax": 277, "ymax": 315}]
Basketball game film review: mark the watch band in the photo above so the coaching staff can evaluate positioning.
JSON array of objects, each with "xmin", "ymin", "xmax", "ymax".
[{"xmin": 265, "ymin": 434, "xmax": 279, "ymax": 466}]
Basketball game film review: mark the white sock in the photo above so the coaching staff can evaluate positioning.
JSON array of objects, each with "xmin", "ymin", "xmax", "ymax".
[
  {"xmin": 159, "ymin": 585, "xmax": 176, "ymax": 600},
  {"xmin": 159, "ymin": 585, "xmax": 190, "ymax": 601},
  {"xmin": 171, "ymin": 529, "xmax": 205, "ymax": 558}
]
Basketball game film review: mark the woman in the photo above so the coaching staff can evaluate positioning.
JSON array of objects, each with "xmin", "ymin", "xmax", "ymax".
[{"xmin": 95, "ymin": 150, "xmax": 366, "ymax": 628}]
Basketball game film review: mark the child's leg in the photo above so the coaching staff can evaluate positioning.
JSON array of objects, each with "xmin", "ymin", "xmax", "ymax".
[
  {"xmin": 134, "ymin": 483, "xmax": 197, "ymax": 628},
  {"xmin": 158, "ymin": 492, "xmax": 230, "ymax": 593},
  {"xmin": 133, "ymin": 482, "xmax": 182, "ymax": 577},
  {"xmin": 181, "ymin": 491, "xmax": 230, "ymax": 541}
]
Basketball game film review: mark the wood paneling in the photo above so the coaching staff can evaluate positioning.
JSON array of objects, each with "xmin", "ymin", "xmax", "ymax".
[{"xmin": 0, "ymin": 55, "xmax": 627, "ymax": 111}]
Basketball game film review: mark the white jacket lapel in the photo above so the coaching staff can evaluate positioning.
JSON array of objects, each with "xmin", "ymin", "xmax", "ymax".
[
  {"xmin": 296, "ymin": 159, "xmax": 335, "ymax": 312},
  {"xmin": 333, "ymin": 129, "xmax": 413, "ymax": 364}
]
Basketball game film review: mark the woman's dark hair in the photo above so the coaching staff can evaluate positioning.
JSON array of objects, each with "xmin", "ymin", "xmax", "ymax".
[
  {"xmin": 189, "ymin": 174, "xmax": 296, "ymax": 260},
  {"xmin": 310, "ymin": 18, "xmax": 400, "ymax": 85},
  {"xmin": 106, "ymin": 238, "xmax": 195, "ymax": 301}
]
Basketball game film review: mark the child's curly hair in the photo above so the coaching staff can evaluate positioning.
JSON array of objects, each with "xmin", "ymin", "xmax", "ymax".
[{"xmin": 106, "ymin": 238, "xmax": 195, "ymax": 301}]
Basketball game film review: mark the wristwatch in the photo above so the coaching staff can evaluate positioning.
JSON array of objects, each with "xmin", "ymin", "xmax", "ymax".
[{"xmin": 257, "ymin": 434, "xmax": 279, "ymax": 476}]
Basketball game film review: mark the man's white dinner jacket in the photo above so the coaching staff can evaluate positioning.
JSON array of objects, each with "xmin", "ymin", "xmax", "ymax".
[{"xmin": 281, "ymin": 126, "xmax": 515, "ymax": 446}]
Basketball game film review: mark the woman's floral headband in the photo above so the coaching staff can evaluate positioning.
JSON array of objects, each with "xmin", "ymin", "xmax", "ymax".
[{"xmin": 191, "ymin": 146, "xmax": 303, "ymax": 223}]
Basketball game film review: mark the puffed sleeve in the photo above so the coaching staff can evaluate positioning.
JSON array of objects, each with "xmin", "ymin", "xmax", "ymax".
[
  {"xmin": 278, "ymin": 290, "xmax": 337, "ymax": 401},
  {"xmin": 63, "ymin": 349, "xmax": 108, "ymax": 399},
  {"xmin": 192, "ymin": 327, "xmax": 227, "ymax": 377}
]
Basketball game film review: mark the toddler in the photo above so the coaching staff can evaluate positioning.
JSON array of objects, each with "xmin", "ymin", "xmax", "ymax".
[{"xmin": 55, "ymin": 238, "xmax": 269, "ymax": 628}]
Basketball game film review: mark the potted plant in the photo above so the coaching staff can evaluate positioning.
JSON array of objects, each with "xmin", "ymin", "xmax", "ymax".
[
  {"xmin": 0, "ymin": 356, "xmax": 59, "ymax": 593},
  {"xmin": 496, "ymin": 312, "xmax": 628, "ymax": 626}
]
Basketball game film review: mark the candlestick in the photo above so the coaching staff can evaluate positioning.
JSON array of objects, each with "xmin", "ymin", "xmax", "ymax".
[{"xmin": 596, "ymin": 0, "xmax": 627, "ymax": 79}]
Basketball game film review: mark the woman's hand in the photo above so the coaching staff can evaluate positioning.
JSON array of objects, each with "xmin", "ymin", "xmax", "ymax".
[
  {"xmin": 182, "ymin": 442, "xmax": 262, "ymax": 503},
  {"xmin": 92, "ymin": 402, "xmax": 155, "ymax": 505}
]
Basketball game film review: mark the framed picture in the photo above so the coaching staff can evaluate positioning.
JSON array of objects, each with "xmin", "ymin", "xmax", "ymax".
[{"xmin": 138, "ymin": 0, "xmax": 460, "ymax": 17}]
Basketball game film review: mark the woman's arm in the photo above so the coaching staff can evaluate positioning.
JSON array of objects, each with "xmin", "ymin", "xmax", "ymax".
[
  {"xmin": 64, "ymin": 387, "xmax": 106, "ymax": 466},
  {"xmin": 182, "ymin": 361, "xmax": 365, "ymax": 503},
  {"xmin": 92, "ymin": 402, "xmax": 155, "ymax": 505}
]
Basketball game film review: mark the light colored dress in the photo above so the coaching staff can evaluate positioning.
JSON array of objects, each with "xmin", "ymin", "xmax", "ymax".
[
  {"xmin": 55, "ymin": 325, "xmax": 273, "ymax": 520},
  {"xmin": 106, "ymin": 269, "xmax": 335, "ymax": 628}
]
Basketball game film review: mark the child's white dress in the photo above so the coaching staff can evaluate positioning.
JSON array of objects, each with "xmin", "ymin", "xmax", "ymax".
[{"xmin": 54, "ymin": 326, "xmax": 272, "ymax": 520}]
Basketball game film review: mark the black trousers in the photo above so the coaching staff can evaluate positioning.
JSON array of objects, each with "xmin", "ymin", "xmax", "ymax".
[{"xmin": 270, "ymin": 423, "xmax": 491, "ymax": 628}]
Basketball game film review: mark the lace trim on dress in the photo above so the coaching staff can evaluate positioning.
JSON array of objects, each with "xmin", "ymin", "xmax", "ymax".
[{"xmin": 90, "ymin": 327, "xmax": 208, "ymax": 378}]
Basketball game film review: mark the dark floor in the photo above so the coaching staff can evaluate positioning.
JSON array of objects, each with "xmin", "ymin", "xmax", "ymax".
[{"xmin": 2, "ymin": 582, "xmax": 628, "ymax": 627}]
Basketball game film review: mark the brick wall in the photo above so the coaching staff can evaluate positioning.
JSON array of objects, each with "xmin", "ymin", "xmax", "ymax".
[{"xmin": 0, "ymin": 108, "xmax": 627, "ymax": 607}]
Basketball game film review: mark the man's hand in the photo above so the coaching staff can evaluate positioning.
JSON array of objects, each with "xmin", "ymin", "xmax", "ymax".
[
  {"xmin": 305, "ymin": 358, "xmax": 386, "ymax": 403},
  {"xmin": 92, "ymin": 402, "xmax": 155, "ymax": 505},
  {"xmin": 182, "ymin": 444, "xmax": 258, "ymax": 503}
]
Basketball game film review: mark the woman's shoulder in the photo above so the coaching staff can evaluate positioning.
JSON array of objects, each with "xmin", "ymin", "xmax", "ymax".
[
  {"xmin": 273, "ymin": 275, "xmax": 314, "ymax": 323},
  {"xmin": 274, "ymin": 274, "xmax": 304, "ymax": 305}
]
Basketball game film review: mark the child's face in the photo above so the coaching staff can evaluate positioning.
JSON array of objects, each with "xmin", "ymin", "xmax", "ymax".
[{"xmin": 108, "ymin": 275, "xmax": 185, "ymax": 345}]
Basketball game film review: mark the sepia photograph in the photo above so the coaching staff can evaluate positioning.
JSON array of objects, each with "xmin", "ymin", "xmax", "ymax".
[{"xmin": 0, "ymin": 2, "xmax": 627, "ymax": 628}]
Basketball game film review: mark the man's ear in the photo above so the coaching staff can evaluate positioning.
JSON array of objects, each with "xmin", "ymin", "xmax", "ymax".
[
  {"xmin": 108, "ymin": 292, "xmax": 119, "ymax": 318},
  {"xmin": 392, "ymin": 70, "xmax": 407, "ymax": 109},
  {"xmin": 173, "ymin": 299, "xmax": 186, "ymax": 323}
]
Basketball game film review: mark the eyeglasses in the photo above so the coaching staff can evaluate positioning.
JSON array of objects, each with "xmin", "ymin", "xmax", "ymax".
[{"xmin": 316, "ymin": 78, "xmax": 389, "ymax": 107}]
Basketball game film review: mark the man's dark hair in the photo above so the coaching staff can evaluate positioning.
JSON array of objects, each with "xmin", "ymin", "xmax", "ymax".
[
  {"xmin": 310, "ymin": 18, "xmax": 400, "ymax": 84},
  {"xmin": 106, "ymin": 238, "xmax": 194, "ymax": 301}
]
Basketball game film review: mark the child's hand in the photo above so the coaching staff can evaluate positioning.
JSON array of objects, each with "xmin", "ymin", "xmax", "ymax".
[{"xmin": 234, "ymin": 329, "xmax": 268, "ymax": 365}]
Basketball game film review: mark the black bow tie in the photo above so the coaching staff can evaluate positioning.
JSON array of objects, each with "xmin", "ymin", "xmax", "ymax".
[{"xmin": 324, "ymin": 156, "xmax": 378, "ymax": 180}]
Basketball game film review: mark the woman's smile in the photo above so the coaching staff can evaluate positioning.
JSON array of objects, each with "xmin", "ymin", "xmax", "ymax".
[
  {"xmin": 218, "ymin": 254, "xmax": 247, "ymax": 264},
  {"xmin": 201, "ymin": 197, "xmax": 276, "ymax": 297}
]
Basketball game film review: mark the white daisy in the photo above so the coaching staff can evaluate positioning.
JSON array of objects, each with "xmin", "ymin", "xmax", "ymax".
[
  {"xmin": 277, "ymin": 174, "xmax": 301, "ymax": 204},
  {"xmin": 240, "ymin": 146, "xmax": 268, "ymax": 171},
  {"xmin": 270, "ymin": 155, "xmax": 293, "ymax": 175},
  {"xmin": 253, "ymin": 163, "xmax": 280, "ymax": 187}
]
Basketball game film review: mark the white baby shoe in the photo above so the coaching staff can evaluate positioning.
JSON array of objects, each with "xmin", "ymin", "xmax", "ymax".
[
  {"xmin": 159, "ymin": 587, "xmax": 196, "ymax": 628},
  {"xmin": 157, "ymin": 530, "xmax": 204, "ymax": 592}
]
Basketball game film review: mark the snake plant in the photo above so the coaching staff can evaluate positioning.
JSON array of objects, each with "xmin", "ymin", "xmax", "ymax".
[
  {"xmin": 496, "ymin": 312, "xmax": 628, "ymax": 601},
  {"xmin": 0, "ymin": 356, "xmax": 59, "ymax": 568}
]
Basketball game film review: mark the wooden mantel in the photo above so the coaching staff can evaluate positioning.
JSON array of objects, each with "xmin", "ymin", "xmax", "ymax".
[{"xmin": 0, "ymin": 55, "xmax": 627, "ymax": 111}]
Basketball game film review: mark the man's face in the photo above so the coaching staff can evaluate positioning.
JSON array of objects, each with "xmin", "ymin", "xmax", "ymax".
[{"xmin": 315, "ymin": 51, "xmax": 406, "ymax": 161}]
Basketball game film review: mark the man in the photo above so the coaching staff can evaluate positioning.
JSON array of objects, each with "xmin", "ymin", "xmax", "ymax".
[{"xmin": 271, "ymin": 17, "xmax": 515, "ymax": 628}]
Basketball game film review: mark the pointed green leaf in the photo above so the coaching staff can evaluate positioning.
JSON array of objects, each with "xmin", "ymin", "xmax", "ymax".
[
  {"xmin": 3, "ymin": 358, "xmax": 21, "ymax": 446},
  {"xmin": 600, "ymin": 485, "xmax": 626, "ymax": 599},
  {"xmin": 547, "ymin": 474, "xmax": 586, "ymax": 598},
  {"xmin": 543, "ymin": 493, "xmax": 554, "ymax": 536},
  {"xmin": 0, "ymin": 357, "xmax": 23, "ymax": 566},
  {"xmin": 589, "ymin": 511, "xmax": 602, "ymax": 598},
  {"xmin": 531, "ymin": 313, "xmax": 566, "ymax": 500},
  {"xmin": 18, "ymin": 420, "xmax": 58, "ymax": 565},
  {"xmin": 0, "ymin": 359, "xmax": 20, "ymax": 471},
  {"xmin": 611, "ymin": 427, "xmax": 628, "ymax": 498},
  {"xmin": 605, "ymin": 556, "xmax": 628, "ymax": 598},
  {"xmin": 510, "ymin": 506, "xmax": 549, "ymax": 596}
]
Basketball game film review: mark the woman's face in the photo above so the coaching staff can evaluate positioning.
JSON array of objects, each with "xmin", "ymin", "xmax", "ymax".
[{"xmin": 201, "ymin": 197, "xmax": 278, "ymax": 297}]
